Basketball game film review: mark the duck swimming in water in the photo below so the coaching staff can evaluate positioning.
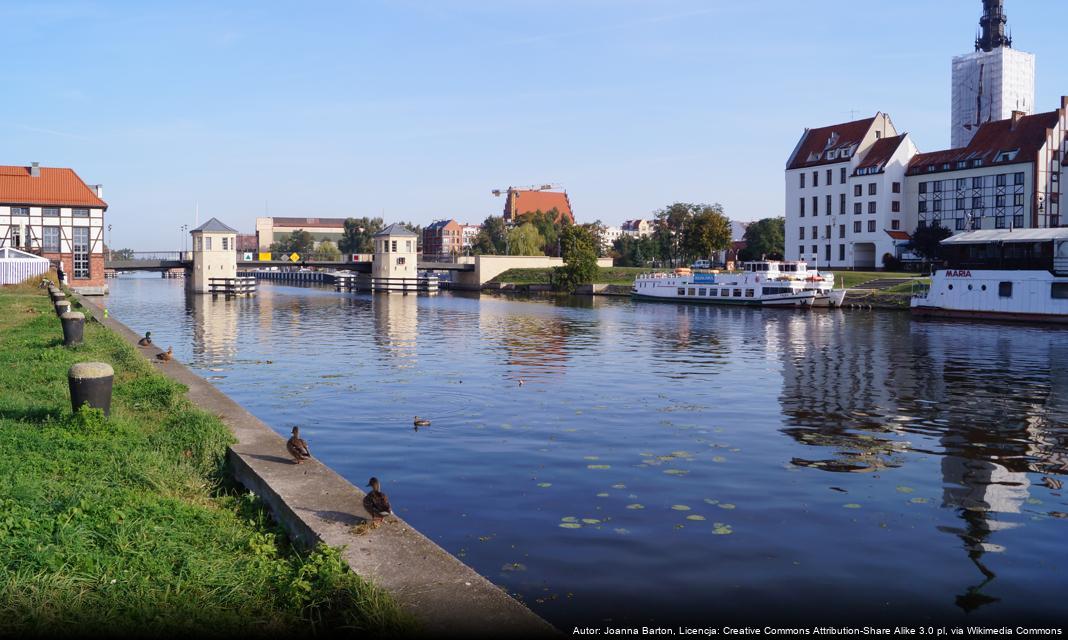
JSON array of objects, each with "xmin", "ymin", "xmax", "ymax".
[
  {"xmin": 286, "ymin": 426, "xmax": 311, "ymax": 464},
  {"xmin": 156, "ymin": 346, "xmax": 173, "ymax": 362},
  {"xmin": 413, "ymin": 416, "xmax": 430, "ymax": 427},
  {"xmin": 363, "ymin": 477, "xmax": 392, "ymax": 526},
  {"xmin": 138, "ymin": 331, "xmax": 152, "ymax": 346}
]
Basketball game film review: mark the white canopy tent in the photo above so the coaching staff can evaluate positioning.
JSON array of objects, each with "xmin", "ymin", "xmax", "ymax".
[{"xmin": 0, "ymin": 247, "xmax": 50, "ymax": 285}]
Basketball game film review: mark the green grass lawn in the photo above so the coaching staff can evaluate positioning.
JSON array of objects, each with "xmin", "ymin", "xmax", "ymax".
[
  {"xmin": 491, "ymin": 266, "xmax": 647, "ymax": 286},
  {"xmin": 0, "ymin": 278, "xmax": 412, "ymax": 636}
]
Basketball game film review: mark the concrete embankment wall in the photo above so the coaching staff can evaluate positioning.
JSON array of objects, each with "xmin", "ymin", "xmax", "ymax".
[
  {"xmin": 451, "ymin": 255, "xmax": 614, "ymax": 290},
  {"xmin": 73, "ymin": 293, "xmax": 556, "ymax": 637}
]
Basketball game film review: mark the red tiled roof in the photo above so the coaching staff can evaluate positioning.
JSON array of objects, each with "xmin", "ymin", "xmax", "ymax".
[
  {"xmin": 0, "ymin": 165, "xmax": 106, "ymax": 208},
  {"xmin": 907, "ymin": 110, "xmax": 1062, "ymax": 176},
  {"xmin": 787, "ymin": 116, "xmax": 876, "ymax": 170},
  {"xmin": 270, "ymin": 217, "xmax": 348, "ymax": 228},
  {"xmin": 505, "ymin": 190, "xmax": 574, "ymax": 224},
  {"xmin": 885, "ymin": 230, "xmax": 911, "ymax": 241},
  {"xmin": 855, "ymin": 135, "xmax": 907, "ymax": 173}
]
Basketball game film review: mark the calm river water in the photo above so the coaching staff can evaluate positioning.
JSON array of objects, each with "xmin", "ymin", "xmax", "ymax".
[{"xmin": 105, "ymin": 276, "xmax": 1067, "ymax": 627}]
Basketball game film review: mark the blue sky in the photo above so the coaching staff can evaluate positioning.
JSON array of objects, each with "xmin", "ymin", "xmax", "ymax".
[{"xmin": 4, "ymin": 0, "xmax": 1067, "ymax": 249}]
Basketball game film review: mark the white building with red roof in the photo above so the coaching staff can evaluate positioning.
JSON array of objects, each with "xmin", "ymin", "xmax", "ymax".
[
  {"xmin": 0, "ymin": 162, "xmax": 108, "ymax": 293},
  {"xmin": 785, "ymin": 113, "xmax": 919, "ymax": 269}
]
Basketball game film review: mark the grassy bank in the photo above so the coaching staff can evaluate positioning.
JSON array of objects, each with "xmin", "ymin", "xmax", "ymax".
[
  {"xmin": 828, "ymin": 271, "xmax": 924, "ymax": 289},
  {"xmin": 0, "ymin": 279, "xmax": 412, "ymax": 636},
  {"xmin": 490, "ymin": 266, "xmax": 646, "ymax": 286}
]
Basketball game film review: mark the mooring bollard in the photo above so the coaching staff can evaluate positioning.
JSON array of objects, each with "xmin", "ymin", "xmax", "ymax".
[
  {"xmin": 68, "ymin": 362, "xmax": 114, "ymax": 417},
  {"xmin": 61, "ymin": 311, "xmax": 85, "ymax": 346},
  {"xmin": 50, "ymin": 291, "xmax": 66, "ymax": 303},
  {"xmin": 55, "ymin": 300, "xmax": 71, "ymax": 317}
]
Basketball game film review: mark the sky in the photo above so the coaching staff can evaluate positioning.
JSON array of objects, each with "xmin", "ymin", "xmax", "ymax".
[{"xmin": 4, "ymin": 0, "xmax": 1067, "ymax": 250}]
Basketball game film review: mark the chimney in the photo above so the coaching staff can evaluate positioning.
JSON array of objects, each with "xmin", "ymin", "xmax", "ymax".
[
  {"xmin": 30, "ymin": 162, "xmax": 40, "ymax": 177},
  {"xmin": 1011, "ymin": 110, "xmax": 1025, "ymax": 129},
  {"xmin": 93, "ymin": 184, "xmax": 104, "ymax": 199}
]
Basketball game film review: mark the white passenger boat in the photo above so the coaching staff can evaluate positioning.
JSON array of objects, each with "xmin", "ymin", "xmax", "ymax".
[
  {"xmin": 632, "ymin": 260, "xmax": 846, "ymax": 307},
  {"xmin": 911, "ymin": 229, "xmax": 1068, "ymax": 324}
]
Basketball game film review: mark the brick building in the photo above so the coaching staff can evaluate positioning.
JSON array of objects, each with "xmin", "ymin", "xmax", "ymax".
[
  {"xmin": 0, "ymin": 162, "xmax": 108, "ymax": 294},
  {"xmin": 502, "ymin": 188, "xmax": 575, "ymax": 224}
]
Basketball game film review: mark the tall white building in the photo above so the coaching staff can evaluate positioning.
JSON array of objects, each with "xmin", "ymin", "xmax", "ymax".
[
  {"xmin": 951, "ymin": 0, "xmax": 1035, "ymax": 148},
  {"xmin": 785, "ymin": 114, "xmax": 919, "ymax": 269}
]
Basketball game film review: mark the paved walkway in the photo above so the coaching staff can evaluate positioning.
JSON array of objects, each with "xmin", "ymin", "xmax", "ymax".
[{"xmin": 74, "ymin": 293, "xmax": 556, "ymax": 637}]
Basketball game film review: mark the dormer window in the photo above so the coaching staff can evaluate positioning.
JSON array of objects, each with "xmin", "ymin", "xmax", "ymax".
[
  {"xmin": 973, "ymin": 159, "xmax": 984, "ymax": 167},
  {"xmin": 995, "ymin": 149, "xmax": 1019, "ymax": 163},
  {"xmin": 827, "ymin": 150, "xmax": 838, "ymax": 160}
]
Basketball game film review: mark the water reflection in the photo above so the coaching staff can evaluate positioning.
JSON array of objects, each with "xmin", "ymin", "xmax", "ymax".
[{"xmin": 372, "ymin": 294, "xmax": 419, "ymax": 365}]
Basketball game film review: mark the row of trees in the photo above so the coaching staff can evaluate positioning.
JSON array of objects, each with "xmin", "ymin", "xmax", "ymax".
[{"xmin": 268, "ymin": 217, "xmax": 423, "ymax": 259}]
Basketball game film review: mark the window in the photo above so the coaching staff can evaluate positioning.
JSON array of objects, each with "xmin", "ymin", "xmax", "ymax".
[
  {"xmin": 891, "ymin": 220, "xmax": 900, "ymax": 230},
  {"xmin": 733, "ymin": 289, "xmax": 742, "ymax": 298},
  {"xmin": 688, "ymin": 288, "xmax": 696, "ymax": 296},
  {"xmin": 867, "ymin": 220, "xmax": 876, "ymax": 233},
  {"xmin": 826, "ymin": 169, "xmax": 832, "ymax": 185},
  {"xmin": 72, "ymin": 227, "xmax": 90, "ymax": 279},
  {"xmin": 933, "ymin": 181, "xmax": 942, "ymax": 193},
  {"xmin": 973, "ymin": 196, "xmax": 984, "ymax": 209},
  {"xmin": 813, "ymin": 171, "xmax": 819, "ymax": 187},
  {"xmin": 955, "ymin": 217, "xmax": 966, "ymax": 230},
  {"xmin": 397, "ymin": 256, "xmax": 406, "ymax": 265},
  {"xmin": 745, "ymin": 289, "xmax": 755, "ymax": 298},
  {"xmin": 10, "ymin": 206, "xmax": 29, "ymax": 215},
  {"xmin": 840, "ymin": 167, "xmax": 847, "ymax": 184},
  {"xmin": 996, "ymin": 194, "xmax": 1006, "ymax": 207},
  {"xmin": 839, "ymin": 225, "xmax": 845, "ymax": 238},
  {"xmin": 677, "ymin": 288, "xmax": 686, "ymax": 296},
  {"xmin": 1014, "ymin": 214, "xmax": 1024, "ymax": 228},
  {"xmin": 1013, "ymin": 193, "xmax": 1024, "ymax": 206},
  {"xmin": 996, "ymin": 174, "xmax": 1007, "ymax": 187},
  {"xmin": 956, "ymin": 197, "xmax": 965, "ymax": 210},
  {"xmin": 1014, "ymin": 172, "xmax": 1025, "ymax": 186},
  {"xmin": 1052, "ymin": 283, "xmax": 1068, "ymax": 299},
  {"xmin": 892, "ymin": 200, "xmax": 901, "ymax": 213},
  {"xmin": 813, "ymin": 197, "xmax": 819, "ymax": 216},
  {"xmin": 391, "ymin": 240, "xmax": 397, "ymax": 252},
  {"xmin": 854, "ymin": 203, "xmax": 862, "ymax": 215},
  {"xmin": 811, "ymin": 245, "xmax": 817, "ymax": 257},
  {"xmin": 43, "ymin": 207, "xmax": 59, "ymax": 217},
  {"xmin": 811, "ymin": 226, "xmax": 818, "ymax": 240},
  {"xmin": 854, "ymin": 185, "xmax": 862, "ymax": 197},
  {"xmin": 840, "ymin": 193, "xmax": 846, "ymax": 215},
  {"xmin": 698, "ymin": 288, "xmax": 706, "ymax": 297},
  {"xmin": 933, "ymin": 200, "xmax": 941, "ymax": 212},
  {"xmin": 974, "ymin": 159, "xmax": 984, "ymax": 167},
  {"xmin": 798, "ymin": 246, "xmax": 804, "ymax": 259},
  {"xmin": 799, "ymin": 227, "xmax": 805, "ymax": 240},
  {"xmin": 204, "ymin": 237, "xmax": 212, "ymax": 250},
  {"xmin": 868, "ymin": 202, "xmax": 877, "ymax": 214},
  {"xmin": 799, "ymin": 198, "xmax": 805, "ymax": 217},
  {"xmin": 824, "ymin": 244, "xmax": 831, "ymax": 262},
  {"xmin": 999, "ymin": 282, "xmax": 1013, "ymax": 298},
  {"xmin": 800, "ymin": 173, "xmax": 805, "ymax": 188},
  {"xmin": 824, "ymin": 225, "xmax": 831, "ymax": 240},
  {"xmin": 868, "ymin": 183, "xmax": 877, "ymax": 196},
  {"xmin": 72, "ymin": 208, "xmax": 89, "ymax": 217},
  {"xmin": 721, "ymin": 289, "xmax": 730, "ymax": 297},
  {"xmin": 892, "ymin": 182, "xmax": 901, "ymax": 194},
  {"xmin": 43, "ymin": 226, "xmax": 60, "ymax": 252},
  {"xmin": 919, "ymin": 201, "xmax": 928, "ymax": 213},
  {"xmin": 853, "ymin": 221, "xmax": 862, "ymax": 233},
  {"xmin": 956, "ymin": 178, "xmax": 967, "ymax": 190},
  {"xmin": 973, "ymin": 176, "xmax": 983, "ymax": 189},
  {"xmin": 826, "ymin": 195, "xmax": 832, "ymax": 216},
  {"xmin": 919, "ymin": 182, "xmax": 928, "ymax": 194},
  {"xmin": 839, "ymin": 245, "xmax": 845, "ymax": 261},
  {"xmin": 995, "ymin": 216, "xmax": 1006, "ymax": 229},
  {"xmin": 222, "ymin": 237, "xmax": 229, "ymax": 251}
]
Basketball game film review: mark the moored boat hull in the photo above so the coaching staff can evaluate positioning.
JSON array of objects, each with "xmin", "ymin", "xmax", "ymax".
[{"xmin": 911, "ymin": 305, "xmax": 1068, "ymax": 325}]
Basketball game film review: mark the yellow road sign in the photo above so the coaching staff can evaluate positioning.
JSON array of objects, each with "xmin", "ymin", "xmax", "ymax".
[
  {"xmin": 289, "ymin": 253, "xmax": 301, "ymax": 262},
  {"xmin": 258, "ymin": 252, "xmax": 272, "ymax": 261}
]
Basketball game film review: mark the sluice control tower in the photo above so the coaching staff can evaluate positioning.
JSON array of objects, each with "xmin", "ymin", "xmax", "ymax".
[{"xmin": 951, "ymin": 0, "xmax": 1035, "ymax": 148}]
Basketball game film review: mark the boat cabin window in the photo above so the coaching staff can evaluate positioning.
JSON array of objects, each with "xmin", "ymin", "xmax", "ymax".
[
  {"xmin": 733, "ymin": 289, "xmax": 742, "ymax": 297},
  {"xmin": 1052, "ymin": 283, "xmax": 1068, "ymax": 300},
  {"xmin": 688, "ymin": 288, "xmax": 696, "ymax": 296},
  {"xmin": 720, "ymin": 289, "xmax": 730, "ymax": 297},
  {"xmin": 745, "ymin": 289, "xmax": 755, "ymax": 298},
  {"xmin": 677, "ymin": 288, "xmax": 686, "ymax": 296},
  {"xmin": 698, "ymin": 288, "xmax": 707, "ymax": 296},
  {"xmin": 999, "ymin": 282, "xmax": 1013, "ymax": 298}
]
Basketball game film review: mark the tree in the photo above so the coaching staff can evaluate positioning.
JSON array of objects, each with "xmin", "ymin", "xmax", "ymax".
[
  {"xmin": 581, "ymin": 220, "xmax": 609, "ymax": 258},
  {"xmin": 317, "ymin": 240, "xmax": 341, "ymax": 261},
  {"xmin": 907, "ymin": 223, "xmax": 952, "ymax": 262},
  {"xmin": 270, "ymin": 229, "xmax": 315, "ymax": 256},
  {"xmin": 553, "ymin": 225, "xmax": 599, "ymax": 291},
  {"xmin": 651, "ymin": 202, "xmax": 726, "ymax": 266},
  {"xmin": 683, "ymin": 208, "xmax": 732, "ymax": 262},
  {"xmin": 338, "ymin": 217, "xmax": 384, "ymax": 254},
  {"xmin": 612, "ymin": 234, "xmax": 658, "ymax": 267},
  {"xmin": 506, "ymin": 223, "xmax": 545, "ymax": 256},
  {"xmin": 739, "ymin": 217, "xmax": 785, "ymax": 261},
  {"xmin": 516, "ymin": 209, "xmax": 571, "ymax": 256},
  {"xmin": 473, "ymin": 215, "xmax": 508, "ymax": 255}
]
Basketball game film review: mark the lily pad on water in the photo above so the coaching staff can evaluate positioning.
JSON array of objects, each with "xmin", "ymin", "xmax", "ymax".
[
  {"xmin": 712, "ymin": 523, "xmax": 733, "ymax": 535},
  {"xmin": 712, "ymin": 456, "xmax": 727, "ymax": 463},
  {"xmin": 559, "ymin": 523, "xmax": 582, "ymax": 529},
  {"xmin": 612, "ymin": 484, "xmax": 626, "ymax": 489},
  {"xmin": 843, "ymin": 503, "xmax": 862, "ymax": 509},
  {"xmin": 537, "ymin": 482, "xmax": 552, "ymax": 488},
  {"xmin": 561, "ymin": 516, "xmax": 579, "ymax": 523},
  {"xmin": 587, "ymin": 464, "xmax": 611, "ymax": 470},
  {"xmin": 614, "ymin": 528, "xmax": 631, "ymax": 535},
  {"xmin": 596, "ymin": 492, "xmax": 610, "ymax": 498},
  {"xmin": 896, "ymin": 486, "xmax": 914, "ymax": 494},
  {"xmin": 686, "ymin": 515, "xmax": 706, "ymax": 521},
  {"xmin": 581, "ymin": 518, "xmax": 601, "ymax": 525},
  {"xmin": 703, "ymin": 498, "xmax": 720, "ymax": 505},
  {"xmin": 584, "ymin": 456, "xmax": 600, "ymax": 460},
  {"xmin": 1026, "ymin": 498, "xmax": 1043, "ymax": 505},
  {"xmin": 663, "ymin": 469, "xmax": 689, "ymax": 476},
  {"xmin": 626, "ymin": 503, "xmax": 645, "ymax": 510},
  {"xmin": 671, "ymin": 505, "xmax": 691, "ymax": 511},
  {"xmin": 718, "ymin": 503, "xmax": 736, "ymax": 510}
]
